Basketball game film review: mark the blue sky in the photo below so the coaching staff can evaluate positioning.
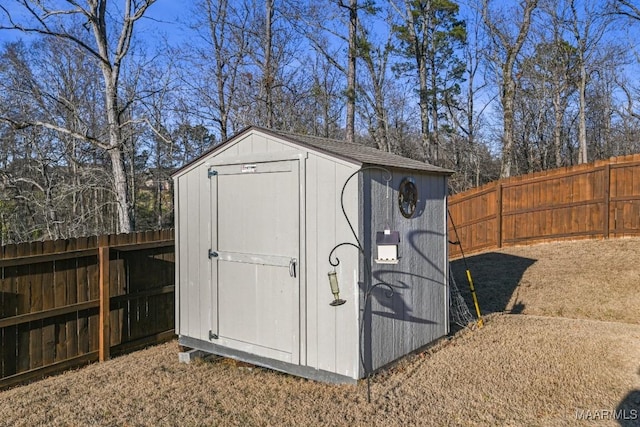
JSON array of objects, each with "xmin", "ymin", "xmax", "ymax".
[
  {"xmin": 140, "ymin": 1, "xmax": 191, "ymax": 42},
  {"xmin": 0, "ymin": 1, "xmax": 191, "ymax": 45}
]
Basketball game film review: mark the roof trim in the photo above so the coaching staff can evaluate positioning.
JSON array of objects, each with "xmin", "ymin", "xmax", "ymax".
[
  {"xmin": 172, "ymin": 126, "xmax": 454, "ymax": 178},
  {"xmin": 171, "ymin": 126, "xmax": 252, "ymax": 178}
]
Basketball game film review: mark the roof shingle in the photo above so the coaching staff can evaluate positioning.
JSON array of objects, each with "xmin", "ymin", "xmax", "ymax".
[
  {"xmin": 173, "ymin": 126, "xmax": 454, "ymax": 177},
  {"xmin": 260, "ymin": 127, "xmax": 453, "ymax": 175}
]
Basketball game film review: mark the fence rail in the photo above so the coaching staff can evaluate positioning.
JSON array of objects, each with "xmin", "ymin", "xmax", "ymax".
[
  {"xmin": 0, "ymin": 229, "xmax": 175, "ymax": 389},
  {"xmin": 448, "ymin": 154, "xmax": 640, "ymax": 257},
  {"xmin": 5, "ymin": 155, "xmax": 640, "ymax": 387}
]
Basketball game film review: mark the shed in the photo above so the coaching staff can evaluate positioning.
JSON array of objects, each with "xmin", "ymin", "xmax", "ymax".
[{"xmin": 172, "ymin": 126, "xmax": 453, "ymax": 383}]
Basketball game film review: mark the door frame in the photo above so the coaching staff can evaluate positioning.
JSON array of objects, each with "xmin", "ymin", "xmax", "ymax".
[{"xmin": 208, "ymin": 151, "xmax": 308, "ymax": 365}]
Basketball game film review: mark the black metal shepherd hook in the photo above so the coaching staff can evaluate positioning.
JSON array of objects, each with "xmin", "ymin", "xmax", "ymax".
[
  {"xmin": 326, "ymin": 166, "xmax": 393, "ymax": 306},
  {"xmin": 327, "ymin": 165, "xmax": 393, "ymax": 266},
  {"xmin": 325, "ymin": 165, "xmax": 394, "ymax": 403},
  {"xmin": 328, "ymin": 242, "xmax": 362, "ymax": 267}
]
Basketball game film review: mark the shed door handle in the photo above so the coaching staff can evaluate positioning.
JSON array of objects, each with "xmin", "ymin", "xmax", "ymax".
[{"xmin": 289, "ymin": 258, "xmax": 297, "ymax": 278}]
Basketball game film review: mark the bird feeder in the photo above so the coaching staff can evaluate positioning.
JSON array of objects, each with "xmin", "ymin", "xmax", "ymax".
[
  {"xmin": 327, "ymin": 270, "xmax": 346, "ymax": 306},
  {"xmin": 375, "ymin": 229, "xmax": 400, "ymax": 264}
]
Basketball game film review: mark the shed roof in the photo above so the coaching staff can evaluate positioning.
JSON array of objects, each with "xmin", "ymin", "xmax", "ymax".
[{"xmin": 172, "ymin": 126, "xmax": 454, "ymax": 177}]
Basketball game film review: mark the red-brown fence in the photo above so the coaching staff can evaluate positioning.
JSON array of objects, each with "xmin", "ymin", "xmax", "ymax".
[
  {"xmin": 448, "ymin": 154, "xmax": 640, "ymax": 258},
  {"xmin": 5, "ymin": 153, "xmax": 640, "ymax": 387},
  {"xmin": 0, "ymin": 230, "xmax": 174, "ymax": 389}
]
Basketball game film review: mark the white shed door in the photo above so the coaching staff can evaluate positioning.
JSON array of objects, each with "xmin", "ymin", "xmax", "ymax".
[{"xmin": 211, "ymin": 159, "xmax": 299, "ymax": 363}]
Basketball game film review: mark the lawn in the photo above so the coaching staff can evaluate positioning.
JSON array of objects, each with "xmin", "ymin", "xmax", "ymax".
[{"xmin": 1, "ymin": 238, "xmax": 639, "ymax": 426}]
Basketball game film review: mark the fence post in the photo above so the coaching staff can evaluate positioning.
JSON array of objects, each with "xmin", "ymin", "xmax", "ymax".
[
  {"xmin": 603, "ymin": 163, "xmax": 611, "ymax": 239},
  {"xmin": 496, "ymin": 182, "xmax": 503, "ymax": 248},
  {"xmin": 98, "ymin": 241, "xmax": 110, "ymax": 361}
]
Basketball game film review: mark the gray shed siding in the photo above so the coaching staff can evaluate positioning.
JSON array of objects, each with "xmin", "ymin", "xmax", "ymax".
[
  {"xmin": 174, "ymin": 128, "xmax": 450, "ymax": 382},
  {"xmin": 174, "ymin": 130, "xmax": 362, "ymax": 379},
  {"xmin": 305, "ymin": 153, "xmax": 361, "ymax": 377},
  {"xmin": 362, "ymin": 169, "xmax": 448, "ymax": 371},
  {"xmin": 175, "ymin": 162, "xmax": 215, "ymax": 342}
]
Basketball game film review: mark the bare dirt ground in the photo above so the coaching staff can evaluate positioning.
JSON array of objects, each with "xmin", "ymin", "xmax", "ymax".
[{"xmin": 1, "ymin": 237, "xmax": 640, "ymax": 426}]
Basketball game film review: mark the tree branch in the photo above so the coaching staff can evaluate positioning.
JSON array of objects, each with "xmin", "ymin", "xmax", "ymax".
[
  {"xmin": 0, "ymin": 116, "xmax": 110, "ymax": 150},
  {"xmin": 0, "ymin": 2, "xmax": 109, "ymax": 67}
]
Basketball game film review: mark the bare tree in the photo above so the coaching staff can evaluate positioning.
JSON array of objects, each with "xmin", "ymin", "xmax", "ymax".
[
  {"xmin": 614, "ymin": 75, "xmax": 640, "ymax": 155},
  {"xmin": 569, "ymin": 0, "xmax": 612, "ymax": 164},
  {"xmin": 518, "ymin": 13, "xmax": 579, "ymax": 168},
  {"xmin": 289, "ymin": 0, "xmax": 373, "ymax": 142},
  {"xmin": 264, "ymin": 0, "xmax": 275, "ymax": 128},
  {"xmin": 342, "ymin": 0, "xmax": 358, "ymax": 143},
  {"xmin": 182, "ymin": 0, "xmax": 251, "ymax": 141},
  {"xmin": 229, "ymin": 0, "xmax": 305, "ymax": 131},
  {"xmin": 357, "ymin": 11, "xmax": 394, "ymax": 152},
  {"xmin": 308, "ymin": 54, "xmax": 344, "ymax": 138},
  {"xmin": 445, "ymin": 5, "xmax": 494, "ymax": 188},
  {"xmin": 613, "ymin": 0, "xmax": 640, "ymax": 21},
  {"xmin": 0, "ymin": 0, "xmax": 156, "ymax": 233},
  {"xmin": 0, "ymin": 36, "xmax": 122, "ymax": 240},
  {"xmin": 390, "ymin": 0, "xmax": 432, "ymax": 160},
  {"xmin": 481, "ymin": 0, "xmax": 538, "ymax": 178}
]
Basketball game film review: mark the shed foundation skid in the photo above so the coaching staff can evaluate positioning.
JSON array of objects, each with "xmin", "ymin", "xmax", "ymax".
[{"xmin": 179, "ymin": 336, "xmax": 357, "ymax": 384}]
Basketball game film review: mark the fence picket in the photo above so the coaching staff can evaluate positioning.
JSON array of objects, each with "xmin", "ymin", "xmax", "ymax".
[
  {"xmin": 66, "ymin": 238, "xmax": 78, "ymax": 361},
  {"xmin": 449, "ymin": 154, "xmax": 640, "ymax": 256},
  {"xmin": 29, "ymin": 241, "xmax": 43, "ymax": 370},
  {"xmin": 16, "ymin": 242, "xmax": 31, "ymax": 373},
  {"xmin": 2, "ymin": 244, "xmax": 18, "ymax": 377},
  {"xmin": 0, "ymin": 230, "xmax": 174, "ymax": 389},
  {"xmin": 76, "ymin": 237, "xmax": 90, "ymax": 356},
  {"xmin": 41, "ymin": 240, "xmax": 56, "ymax": 366}
]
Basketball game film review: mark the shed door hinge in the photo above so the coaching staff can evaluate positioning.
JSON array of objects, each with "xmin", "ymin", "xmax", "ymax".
[
  {"xmin": 208, "ymin": 249, "xmax": 218, "ymax": 259},
  {"xmin": 208, "ymin": 168, "xmax": 218, "ymax": 178},
  {"xmin": 209, "ymin": 330, "xmax": 218, "ymax": 340}
]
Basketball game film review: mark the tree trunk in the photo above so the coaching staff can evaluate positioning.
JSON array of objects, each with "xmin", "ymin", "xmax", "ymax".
[
  {"xmin": 419, "ymin": 61, "xmax": 430, "ymax": 160},
  {"xmin": 0, "ymin": 1, "xmax": 155, "ymax": 234},
  {"xmin": 483, "ymin": 0, "xmax": 538, "ymax": 179},
  {"xmin": 360, "ymin": 34, "xmax": 390, "ymax": 152},
  {"xmin": 265, "ymin": 0, "xmax": 274, "ymax": 128},
  {"xmin": 412, "ymin": 2, "xmax": 430, "ymax": 162},
  {"xmin": 372, "ymin": 83, "xmax": 390, "ymax": 152},
  {"xmin": 345, "ymin": 0, "xmax": 357, "ymax": 143},
  {"xmin": 103, "ymin": 75, "xmax": 133, "ymax": 233},
  {"xmin": 577, "ymin": 60, "xmax": 588, "ymax": 163},
  {"xmin": 500, "ymin": 77, "xmax": 516, "ymax": 178},
  {"xmin": 553, "ymin": 91, "xmax": 563, "ymax": 168},
  {"xmin": 430, "ymin": 55, "xmax": 439, "ymax": 163},
  {"xmin": 108, "ymin": 145, "xmax": 132, "ymax": 234}
]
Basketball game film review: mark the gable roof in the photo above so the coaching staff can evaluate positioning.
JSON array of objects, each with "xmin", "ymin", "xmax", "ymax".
[{"xmin": 173, "ymin": 126, "xmax": 454, "ymax": 177}]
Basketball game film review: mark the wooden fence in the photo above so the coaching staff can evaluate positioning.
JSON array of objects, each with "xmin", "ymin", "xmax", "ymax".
[
  {"xmin": 0, "ymin": 230, "xmax": 175, "ymax": 389},
  {"xmin": 5, "ymin": 153, "xmax": 640, "ymax": 386},
  {"xmin": 448, "ymin": 154, "xmax": 640, "ymax": 258}
]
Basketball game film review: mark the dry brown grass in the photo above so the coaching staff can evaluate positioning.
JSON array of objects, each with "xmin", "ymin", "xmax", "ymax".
[
  {"xmin": 1, "ymin": 237, "xmax": 640, "ymax": 426},
  {"xmin": 453, "ymin": 237, "xmax": 640, "ymax": 323}
]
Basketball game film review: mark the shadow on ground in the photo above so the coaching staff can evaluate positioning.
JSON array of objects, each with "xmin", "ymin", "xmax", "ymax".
[
  {"xmin": 450, "ymin": 252, "xmax": 537, "ymax": 316},
  {"xmin": 617, "ymin": 389, "xmax": 640, "ymax": 426}
]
